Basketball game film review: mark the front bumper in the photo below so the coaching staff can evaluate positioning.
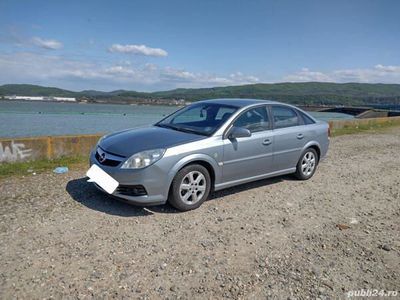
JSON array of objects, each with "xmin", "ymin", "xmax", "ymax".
[{"xmin": 89, "ymin": 150, "xmax": 169, "ymax": 206}]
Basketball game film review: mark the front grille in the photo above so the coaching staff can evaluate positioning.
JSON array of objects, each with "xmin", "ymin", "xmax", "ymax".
[
  {"xmin": 116, "ymin": 185, "xmax": 147, "ymax": 197},
  {"xmin": 95, "ymin": 150, "xmax": 121, "ymax": 167}
]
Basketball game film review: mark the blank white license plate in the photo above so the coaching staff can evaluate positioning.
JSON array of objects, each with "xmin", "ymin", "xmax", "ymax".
[{"xmin": 86, "ymin": 164, "xmax": 119, "ymax": 194}]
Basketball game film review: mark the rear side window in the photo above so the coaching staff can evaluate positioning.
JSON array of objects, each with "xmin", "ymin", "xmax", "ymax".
[
  {"xmin": 233, "ymin": 106, "xmax": 270, "ymax": 132},
  {"xmin": 271, "ymin": 106, "xmax": 300, "ymax": 129},
  {"xmin": 299, "ymin": 111, "xmax": 316, "ymax": 125}
]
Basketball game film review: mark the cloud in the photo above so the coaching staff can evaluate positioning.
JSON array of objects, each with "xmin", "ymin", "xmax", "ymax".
[
  {"xmin": 2, "ymin": 50, "xmax": 399, "ymax": 92},
  {"xmin": 108, "ymin": 44, "xmax": 168, "ymax": 57},
  {"xmin": 374, "ymin": 64, "xmax": 400, "ymax": 73},
  {"xmin": 0, "ymin": 52, "xmax": 101, "ymax": 82},
  {"xmin": 161, "ymin": 67, "xmax": 196, "ymax": 81},
  {"xmin": 284, "ymin": 65, "xmax": 400, "ymax": 83},
  {"xmin": 144, "ymin": 63, "xmax": 157, "ymax": 71},
  {"xmin": 160, "ymin": 68, "xmax": 259, "ymax": 87},
  {"xmin": 31, "ymin": 37, "xmax": 63, "ymax": 50},
  {"xmin": 0, "ymin": 51, "xmax": 261, "ymax": 91},
  {"xmin": 105, "ymin": 65, "xmax": 137, "ymax": 77},
  {"xmin": 229, "ymin": 72, "xmax": 260, "ymax": 84},
  {"xmin": 283, "ymin": 68, "xmax": 333, "ymax": 82}
]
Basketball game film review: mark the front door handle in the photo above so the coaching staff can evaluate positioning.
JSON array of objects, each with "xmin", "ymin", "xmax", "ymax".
[
  {"xmin": 262, "ymin": 139, "xmax": 272, "ymax": 146},
  {"xmin": 297, "ymin": 133, "xmax": 304, "ymax": 139}
]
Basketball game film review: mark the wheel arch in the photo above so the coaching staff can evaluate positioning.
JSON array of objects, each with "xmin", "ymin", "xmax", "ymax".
[
  {"xmin": 301, "ymin": 141, "xmax": 321, "ymax": 162},
  {"xmin": 186, "ymin": 160, "xmax": 216, "ymax": 189},
  {"xmin": 167, "ymin": 154, "xmax": 220, "ymax": 194}
]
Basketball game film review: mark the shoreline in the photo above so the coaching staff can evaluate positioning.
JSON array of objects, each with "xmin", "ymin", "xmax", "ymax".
[
  {"xmin": 3, "ymin": 99, "xmax": 400, "ymax": 110},
  {"xmin": 0, "ymin": 99, "xmax": 185, "ymax": 107}
]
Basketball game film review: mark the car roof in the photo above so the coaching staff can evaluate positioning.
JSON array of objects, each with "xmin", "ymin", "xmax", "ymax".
[{"xmin": 196, "ymin": 98, "xmax": 280, "ymax": 108}]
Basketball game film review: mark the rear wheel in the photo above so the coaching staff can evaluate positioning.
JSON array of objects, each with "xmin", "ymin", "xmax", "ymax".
[
  {"xmin": 295, "ymin": 148, "xmax": 318, "ymax": 180},
  {"xmin": 168, "ymin": 164, "xmax": 211, "ymax": 211}
]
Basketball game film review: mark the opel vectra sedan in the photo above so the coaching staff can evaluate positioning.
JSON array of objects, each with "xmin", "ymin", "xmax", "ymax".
[{"xmin": 87, "ymin": 99, "xmax": 329, "ymax": 211}]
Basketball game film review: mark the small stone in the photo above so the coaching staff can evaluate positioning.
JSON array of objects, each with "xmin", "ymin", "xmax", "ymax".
[
  {"xmin": 336, "ymin": 224, "xmax": 350, "ymax": 230},
  {"xmin": 380, "ymin": 244, "xmax": 391, "ymax": 251},
  {"xmin": 350, "ymin": 218, "xmax": 359, "ymax": 224}
]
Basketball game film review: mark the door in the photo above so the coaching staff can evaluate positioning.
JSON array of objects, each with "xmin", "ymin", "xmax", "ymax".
[
  {"xmin": 270, "ymin": 105, "xmax": 306, "ymax": 171},
  {"xmin": 222, "ymin": 106, "xmax": 274, "ymax": 183}
]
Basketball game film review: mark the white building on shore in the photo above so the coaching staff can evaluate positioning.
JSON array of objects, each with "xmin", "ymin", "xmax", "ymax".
[
  {"xmin": 52, "ymin": 97, "xmax": 76, "ymax": 102},
  {"xmin": 4, "ymin": 95, "xmax": 76, "ymax": 102}
]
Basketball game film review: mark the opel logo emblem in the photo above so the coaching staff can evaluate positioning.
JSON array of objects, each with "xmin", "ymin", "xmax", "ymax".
[{"xmin": 99, "ymin": 152, "xmax": 106, "ymax": 163}]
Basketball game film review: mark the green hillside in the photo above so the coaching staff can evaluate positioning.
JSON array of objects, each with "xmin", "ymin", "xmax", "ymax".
[
  {"xmin": 151, "ymin": 82, "xmax": 400, "ymax": 105},
  {"xmin": 0, "ymin": 84, "xmax": 75, "ymax": 97},
  {"xmin": 2, "ymin": 82, "xmax": 400, "ymax": 105}
]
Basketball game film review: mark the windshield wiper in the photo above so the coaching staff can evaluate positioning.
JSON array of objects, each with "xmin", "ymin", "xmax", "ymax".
[
  {"xmin": 155, "ymin": 123, "xmax": 208, "ymax": 136},
  {"xmin": 155, "ymin": 123, "xmax": 178, "ymax": 131},
  {"xmin": 178, "ymin": 126, "xmax": 209, "ymax": 136}
]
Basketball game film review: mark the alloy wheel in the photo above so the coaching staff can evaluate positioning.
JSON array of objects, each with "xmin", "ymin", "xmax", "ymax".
[
  {"xmin": 301, "ymin": 151, "xmax": 316, "ymax": 176},
  {"xmin": 179, "ymin": 171, "xmax": 207, "ymax": 204}
]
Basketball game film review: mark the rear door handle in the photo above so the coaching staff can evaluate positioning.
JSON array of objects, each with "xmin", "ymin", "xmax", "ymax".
[
  {"xmin": 262, "ymin": 139, "xmax": 272, "ymax": 146},
  {"xmin": 297, "ymin": 134, "xmax": 304, "ymax": 139}
]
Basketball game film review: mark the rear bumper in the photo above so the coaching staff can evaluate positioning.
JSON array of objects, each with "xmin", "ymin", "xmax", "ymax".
[
  {"xmin": 89, "ymin": 150, "xmax": 169, "ymax": 206},
  {"xmin": 320, "ymin": 139, "xmax": 330, "ymax": 161}
]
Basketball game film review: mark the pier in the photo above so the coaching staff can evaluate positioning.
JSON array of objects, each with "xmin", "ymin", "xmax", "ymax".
[{"xmin": 298, "ymin": 105, "xmax": 400, "ymax": 118}]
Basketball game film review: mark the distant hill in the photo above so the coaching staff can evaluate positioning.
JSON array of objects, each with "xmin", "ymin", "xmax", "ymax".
[
  {"xmin": 2, "ymin": 82, "xmax": 400, "ymax": 106},
  {"xmin": 0, "ymin": 84, "xmax": 75, "ymax": 97},
  {"xmin": 151, "ymin": 82, "xmax": 400, "ymax": 105}
]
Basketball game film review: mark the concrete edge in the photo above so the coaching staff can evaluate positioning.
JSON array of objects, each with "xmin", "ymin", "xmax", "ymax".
[{"xmin": 2, "ymin": 116, "xmax": 400, "ymax": 163}]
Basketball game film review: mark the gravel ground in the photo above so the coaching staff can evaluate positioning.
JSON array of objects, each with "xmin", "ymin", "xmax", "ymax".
[{"xmin": 1, "ymin": 128, "xmax": 399, "ymax": 299}]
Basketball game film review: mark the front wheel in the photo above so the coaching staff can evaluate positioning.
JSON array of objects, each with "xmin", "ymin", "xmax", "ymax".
[
  {"xmin": 168, "ymin": 164, "xmax": 211, "ymax": 211},
  {"xmin": 295, "ymin": 148, "xmax": 318, "ymax": 180}
]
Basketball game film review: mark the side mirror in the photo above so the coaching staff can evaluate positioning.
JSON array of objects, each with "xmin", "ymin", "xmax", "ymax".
[{"xmin": 228, "ymin": 126, "xmax": 251, "ymax": 139}]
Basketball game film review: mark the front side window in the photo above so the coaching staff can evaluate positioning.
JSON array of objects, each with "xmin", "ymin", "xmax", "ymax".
[
  {"xmin": 156, "ymin": 103, "xmax": 238, "ymax": 136},
  {"xmin": 233, "ymin": 106, "xmax": 270, "ymax": 133},
  {"xmin": 271, "ymin": 106, "xmax": 300, "ymax": 129}
]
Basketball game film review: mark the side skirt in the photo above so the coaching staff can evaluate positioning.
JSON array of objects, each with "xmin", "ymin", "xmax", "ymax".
[{"xmin": 214, "ymin": 168, "xmax": 296, "ymax": 191}]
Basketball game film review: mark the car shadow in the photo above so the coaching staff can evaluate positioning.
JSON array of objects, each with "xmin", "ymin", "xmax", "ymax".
[
  {"xmin": 66, "ymin": 178, "xmax": 157, "ymax": 217},
  {"xmin": 209, "ymin": 175, "xmax": 293, "ymax": 199},
  {"xmin": 66, "ymin": 175, "xmax": 294, "ymax": 216}
]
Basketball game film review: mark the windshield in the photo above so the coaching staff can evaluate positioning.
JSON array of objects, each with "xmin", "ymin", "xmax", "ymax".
[{"xmin": 156, "ymin": 103, "xmax": 238, "ymax": 136}]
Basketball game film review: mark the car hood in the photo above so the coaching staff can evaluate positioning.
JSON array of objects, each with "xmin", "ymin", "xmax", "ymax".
[{"xmin": 99, "ymin": 126, "xmax": 206, "ymax": 157}]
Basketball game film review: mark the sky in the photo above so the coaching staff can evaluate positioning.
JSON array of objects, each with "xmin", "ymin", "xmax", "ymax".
[{"xmin": 0, "ymin": 0, "xmax": 399, "ymax": 92}]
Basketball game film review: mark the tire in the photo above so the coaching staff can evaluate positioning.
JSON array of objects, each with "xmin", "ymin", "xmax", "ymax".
[
  {"xmin": 168, "ymin": 164, "xmax": 211, "ymax": 211},
  {"xmin": 295, "ymin": 148, "xmax": 319, "ymax": 180}
]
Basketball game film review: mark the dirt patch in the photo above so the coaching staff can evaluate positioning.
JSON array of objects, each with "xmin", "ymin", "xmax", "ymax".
[{"xmin": 1, "ymin": 129, "xmax": 399, "ymax": 299}]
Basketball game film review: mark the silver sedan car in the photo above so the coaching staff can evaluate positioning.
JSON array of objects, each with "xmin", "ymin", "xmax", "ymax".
[{"xmin": 88, "ymin": 99, "xmax": 329, "ymax": 211}]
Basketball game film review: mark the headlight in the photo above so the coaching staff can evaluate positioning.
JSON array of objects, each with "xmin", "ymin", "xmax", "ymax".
[{"xmin": 121, "ymin": 149, "xmax": 166, "ymax": 169}]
